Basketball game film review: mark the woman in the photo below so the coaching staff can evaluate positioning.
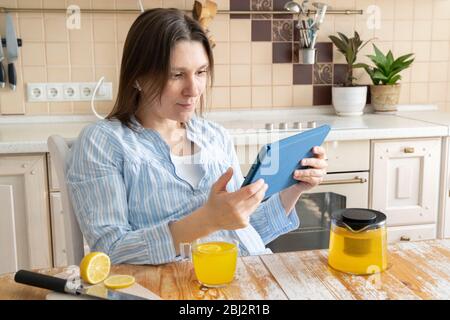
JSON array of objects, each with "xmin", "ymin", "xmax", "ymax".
[{"xmin": 67, "ymin": 8, "xmax": 328, "ymax": 265}]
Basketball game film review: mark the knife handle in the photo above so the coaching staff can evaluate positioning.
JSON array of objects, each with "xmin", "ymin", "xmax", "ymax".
[
  {"xmin": 14, "ymin": 270, "xmax": 67, "ymax": 294},
  {"xmin": 0, "ymin": 62, "xmax": 5, "ymax": 88},
  {"xmin": 8, "ymin": 62, "xmax": 16, "ymax": 91}
]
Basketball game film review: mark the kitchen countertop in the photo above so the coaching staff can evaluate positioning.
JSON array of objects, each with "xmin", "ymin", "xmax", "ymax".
[
  {"xmin": 1, "ymin": 239, "xmax": 449, "ymax": 300},
  {"xmin": 0, "ymin": 107, "xmax": 448, "ymax": 154},
  {"xmin": 225, "ymin": 113, "xmax": 448, "ymax": 144},
  {"xmin": 397, "ymin": 110, "xmax": 450, "ymax": 130}
]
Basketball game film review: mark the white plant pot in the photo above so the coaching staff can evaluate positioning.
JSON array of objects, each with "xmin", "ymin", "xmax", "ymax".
[{"xmin": 331, "ymin": 86, "xmax": 368, "ymax": 116}]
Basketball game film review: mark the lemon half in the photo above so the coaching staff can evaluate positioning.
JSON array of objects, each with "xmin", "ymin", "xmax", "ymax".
[
  {"xmin": 104, "ymin": 275, "xmax": 136, "ymax": 289},
  {"xmin": 79, "ymin": 252, "xmax": 111, "ymax": 285}
]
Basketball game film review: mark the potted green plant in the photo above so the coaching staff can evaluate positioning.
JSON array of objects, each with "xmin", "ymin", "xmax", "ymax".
[
  {"xmin": 355, "ymin": 44, "xmax": 414, "ymax": 113},
  {"xmin": 329, "ymin": 31, "xmax": 373, "ymax": 116}
]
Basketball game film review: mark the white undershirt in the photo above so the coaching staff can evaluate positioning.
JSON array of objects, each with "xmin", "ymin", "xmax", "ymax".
[{"xmin": 170, "ymin": 150, "xmax": 203, "ymax": 188}]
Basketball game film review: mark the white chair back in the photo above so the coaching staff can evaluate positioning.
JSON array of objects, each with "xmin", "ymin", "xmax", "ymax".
[{"xmin": 47, "ymin": 135, "xmax": 84, "ymax": 265}]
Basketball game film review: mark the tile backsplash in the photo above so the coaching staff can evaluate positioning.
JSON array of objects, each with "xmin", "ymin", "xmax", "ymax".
[{"xmin": 0, "ymin": 0, "xmax": 449, "ymax": 116}]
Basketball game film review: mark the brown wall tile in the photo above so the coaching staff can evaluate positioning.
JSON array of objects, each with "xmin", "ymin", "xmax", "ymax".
[
  {"xmin": 273, "ymin": 42, "xmax": 292, "ymax": 63},
  {"xmin": 313, "ymin": 85, "xmax": 332, "ymax": 105},
  {"xmin": 252, "ymin": 20, "xmax": 272, "ymax": 41},
  {"xmin": 316, "ymin": 42, "xmax": 333, "ymax": 63},
  {"xmin": 293, "ymin": 64, "xmax": 312, "ymax": 84},
  {"xmin": 272, "ymin": 0, "xmax": 292, "ymax": 19},
  {"xmin": 230, "ymin": 0, "xmax": 250, "ymax": 19}
]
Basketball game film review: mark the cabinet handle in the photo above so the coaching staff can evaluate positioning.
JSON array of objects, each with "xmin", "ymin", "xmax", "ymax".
[
  {"xmin": 319, "ymin": 176, "xmax": 368, "ymax": 186},
  {"xmin": 400, "ymin": 236, "xmax": 411, "ymax": 241},
  {"xmin": 404, "ymin": 147, "xmax": 415, "ymax": 153},
  {"xmin": 30, "ymin": 170, "xmax": 36, "ymax": 175}
]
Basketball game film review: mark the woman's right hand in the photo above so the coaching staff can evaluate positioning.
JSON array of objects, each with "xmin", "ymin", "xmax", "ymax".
[{"xmin": 203, "ymin": 167, "xmax": 268, "ymax": 231}]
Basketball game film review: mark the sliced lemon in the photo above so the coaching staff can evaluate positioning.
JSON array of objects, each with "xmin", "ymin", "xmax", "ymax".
[
  {"xmin": 85, "ymin": 284, "xmax": 109, "ymax": 298},
  {"xmin": 104, "ymin": 275, "xmax": 136, "ymax": 289},
  {"xmin": 79, "ymin": 252, "xmax": 111, "ymax": 285},
  {"xmin": 197, "ymin": 243, "xmax": 222, "ymax": 253}
]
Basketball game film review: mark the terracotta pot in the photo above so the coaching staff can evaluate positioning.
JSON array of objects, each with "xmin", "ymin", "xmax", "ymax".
[{"xmin": 370, "ymin": 84, "xmax": 401, "ymax": 113}]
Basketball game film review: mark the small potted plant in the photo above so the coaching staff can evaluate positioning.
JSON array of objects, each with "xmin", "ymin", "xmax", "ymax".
[
  {"xmin": 355, "ymin": 44, "xmax": 414, "ymax": 113},
  {"xmin": 329, "ymin": 31, "xmax": 373, "ymax": 116}
]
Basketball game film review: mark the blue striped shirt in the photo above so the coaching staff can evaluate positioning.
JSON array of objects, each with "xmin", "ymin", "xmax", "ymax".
[{"xmin": 66, "ymin": 116, "xmax": 299, "ymax": 265}]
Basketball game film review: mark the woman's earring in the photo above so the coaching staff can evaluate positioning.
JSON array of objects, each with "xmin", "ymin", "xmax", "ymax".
[{"xmin": 134, "ymin": 80, "xmax": 142, "ymax": 92}]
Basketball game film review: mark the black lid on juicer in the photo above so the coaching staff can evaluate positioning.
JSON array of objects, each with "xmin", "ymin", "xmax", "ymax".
[{"xmin": 332, "ymin": 208, "xmax": 386, "ymax": 231}]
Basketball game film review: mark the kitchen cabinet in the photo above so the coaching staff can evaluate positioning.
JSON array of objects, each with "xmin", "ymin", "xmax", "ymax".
[
  {"xmin": 370, "ymin": 138, "xmax": 442, "ymax": 243},
  {"xmin": 0, "ymin": 154, "xmax": 52, "ymax": 274}
]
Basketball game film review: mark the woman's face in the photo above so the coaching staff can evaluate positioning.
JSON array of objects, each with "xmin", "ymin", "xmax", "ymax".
[{"xmin": 144, "ymin": 40, "xmax": 209, "ymax": 123}]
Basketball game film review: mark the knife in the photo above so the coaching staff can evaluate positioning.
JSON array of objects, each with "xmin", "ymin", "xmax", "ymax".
[
  {"xmin": 14, "ymin": 270, "xmax": 149, "ymax": 300},
  {"xmin": 0, "ymin": 34, "xmax": 5, "ymax": 88},
  {"xmin": 5, "ymin": 13, "xmax": 18, "ymax": 91}
]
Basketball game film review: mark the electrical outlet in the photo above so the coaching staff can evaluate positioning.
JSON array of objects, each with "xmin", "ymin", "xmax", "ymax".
[
  {"xmin": 79, "ymin": 82, "xmax": 113, "ymax": 101},
  {"xmin": 46, "ymin": 84, "xmax": 63, "ymax": 101},
  {"xmin": 79, "ymin": 83, "xmax": 95, "ymax": 101},
  {"xmin": 26, "ymin": 82, "xmax": 113, "ymax": 102},
  {"xmin": 63, "ymin": 84, "xmax": 80, "ymax": 100},
  {"xmin": 27, "ymin": 83, "xmax": 47, "ymax": 102}
]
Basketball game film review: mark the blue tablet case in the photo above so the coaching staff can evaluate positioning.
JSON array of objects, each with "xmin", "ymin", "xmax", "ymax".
[{"xmin": 241, "ymin": 124, "xmax": 331, "ymax": 200}]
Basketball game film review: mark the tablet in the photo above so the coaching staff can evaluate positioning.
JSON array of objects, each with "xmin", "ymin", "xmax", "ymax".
[{"xmin": 241, "ymin": 124, "xmax": 331, "ymax": 200}]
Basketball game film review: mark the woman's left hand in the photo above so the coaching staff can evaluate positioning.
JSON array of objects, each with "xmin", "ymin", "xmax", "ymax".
[{"xmin": 292, "ymin": 146, "xmax": 328, "ymax": 193}]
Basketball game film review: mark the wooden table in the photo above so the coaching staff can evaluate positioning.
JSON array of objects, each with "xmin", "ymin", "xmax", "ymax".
[{"xmin": 1, "ymin": 239, "xmax": 450, "ymax": 300}]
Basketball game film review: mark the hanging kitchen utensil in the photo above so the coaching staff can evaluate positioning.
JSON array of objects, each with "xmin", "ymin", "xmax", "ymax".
[
  {"xmin": 192, "ymin": 0, "xmax": 217, "ymax": 48},
  {"xmin": 311, "ymin": 2, "xmax": 327, "ymax": 28},
  {"xmin": 0, "ymin": 34, "xmax": 6, "ymax": 88},
  {"xmin": 5, "ymin": 13, "xmax": 18, "ymax": 91},
  {"xmin": 283, "ymin": 1, "xmax": 301, "ymax": 14}
]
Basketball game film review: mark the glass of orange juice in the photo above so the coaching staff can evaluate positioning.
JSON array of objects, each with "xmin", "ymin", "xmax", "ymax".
[{"xmin": 180, "ymin": 236, "xmax": 239, "ymax": 287}]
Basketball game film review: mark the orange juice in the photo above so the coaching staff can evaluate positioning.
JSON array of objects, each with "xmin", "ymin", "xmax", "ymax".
[
  {"xmin": 328, "ymin": 224, "xmax": 388, "ymax": 275},
  {"xmin": 192, "ymin": 241, "xmax": 238, "ymax": 287}
]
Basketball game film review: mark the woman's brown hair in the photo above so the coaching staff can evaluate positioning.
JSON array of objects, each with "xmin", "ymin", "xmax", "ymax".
[{"xmin": 106, "ymin": 8, "xmax": 214, "ymax": 128}]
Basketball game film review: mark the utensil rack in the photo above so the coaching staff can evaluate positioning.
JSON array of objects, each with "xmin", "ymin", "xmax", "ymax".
[{"xmin": 0, "ymin": 7, "xmax": 363, "ymax": 15}]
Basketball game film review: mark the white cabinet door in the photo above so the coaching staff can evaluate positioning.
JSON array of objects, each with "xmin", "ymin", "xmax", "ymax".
[
  {"xmin": 370, "ymin": 138, "xmax": 441, "ymax": 227},
  {"xmin": 0, "ymin": 155, "xmax": 52, "ymax": 273},
  {"xmin": 49, "ymin": 192, "xmax": 68, "ymax": 267}
]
